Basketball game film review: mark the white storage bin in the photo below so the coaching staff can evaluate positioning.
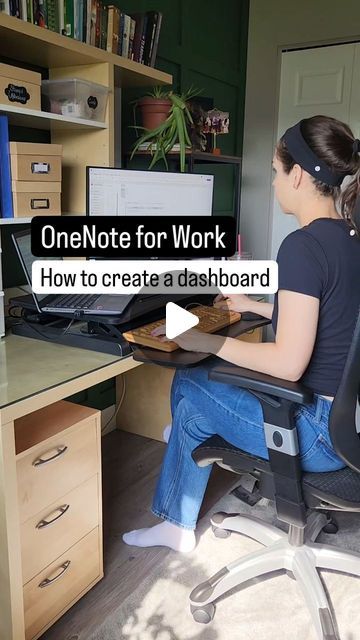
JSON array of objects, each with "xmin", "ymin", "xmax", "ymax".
[{"xmin": 42, "ymin": 78, "xmax": 109, "ymax": 122}]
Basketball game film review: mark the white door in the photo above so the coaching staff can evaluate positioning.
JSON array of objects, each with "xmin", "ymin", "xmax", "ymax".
[{"xmin": 270, "ymin": 43, "xmax": 355, "ymax": 258}]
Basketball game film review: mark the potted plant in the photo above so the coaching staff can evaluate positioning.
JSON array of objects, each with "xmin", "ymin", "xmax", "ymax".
[
  {"xmin": 130, "ymin": 87, "xmax": 201, "ymax": 172},
  {"xmin": 136, "ymin": 86, "xmax": 172, "ymax": 130}
]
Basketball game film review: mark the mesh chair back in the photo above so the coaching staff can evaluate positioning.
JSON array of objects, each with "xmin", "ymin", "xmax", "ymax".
[{"xmin": 329, "ymin": 305, "xmax": 360, "ymax": 471}]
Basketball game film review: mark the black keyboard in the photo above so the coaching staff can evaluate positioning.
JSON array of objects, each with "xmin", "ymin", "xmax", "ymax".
[{"xmin": 51, "ymin": 294, "xmax": 100, "ymax": 309}]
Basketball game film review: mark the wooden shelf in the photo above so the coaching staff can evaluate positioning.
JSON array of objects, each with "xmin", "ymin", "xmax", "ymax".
[
  {"xmin": 0, "ymin": 212, "xmax": 82, "ymax": 224},
  {"xmin": 0, "ymin": 14, "xmax": 172, "ymax": 87},
  {"xmin": 0, "ymin": 217, "xmax": 32, "ymax": 224},
  {"xmin": 128, "ymin": 150, "xmax": 242, "ymax": 164},
  {"xmin": 188, "ymin": 151, "xmax": 242, "ymax": 165},
  {"xmin": 0, "ymin": 104, "xmax": 108, "ymax": 130}
]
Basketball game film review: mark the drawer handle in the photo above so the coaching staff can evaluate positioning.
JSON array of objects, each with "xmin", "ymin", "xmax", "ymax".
[
  {"xmin": 38, "ymin": 560, "xmax": 71, "ymax": 588},
  {"xmin": 36, "ymin": 504, "xmax": 70, "ymax": 529},
  {"xmin": 33, "ymin": 445, "xmax": 68, "ymax": 467}
]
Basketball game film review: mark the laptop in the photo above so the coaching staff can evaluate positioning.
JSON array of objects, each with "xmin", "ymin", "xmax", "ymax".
[{"xmin": 12, "ymin": 229, "xmax": 135, "ymax": 316}]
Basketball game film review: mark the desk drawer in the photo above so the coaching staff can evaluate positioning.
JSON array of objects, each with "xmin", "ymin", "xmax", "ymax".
[
  {"xmin": 17, "ymin": 417, "xmax": 99, "ymax": 523},
  {"xmin": 24, "ymin": 527, "xmax": 100, "ymax": 640},
  {"xmin": 21, "ymin": 474, "xmax": 100, "ymax": 584}
]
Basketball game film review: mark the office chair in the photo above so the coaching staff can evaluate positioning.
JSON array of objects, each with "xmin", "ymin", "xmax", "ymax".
[{"xmin": 189, "ymin": 306, "xmax": 360, "ymax": 640}]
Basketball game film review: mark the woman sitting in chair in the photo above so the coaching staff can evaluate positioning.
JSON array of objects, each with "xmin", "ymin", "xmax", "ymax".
[{"xmin": 123, "ymin": 115, "xmax": 360, "ymax": 553}]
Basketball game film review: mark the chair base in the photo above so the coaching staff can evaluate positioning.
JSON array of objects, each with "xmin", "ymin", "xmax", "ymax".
[{"xmin": 189, "ymin": 511, "xmax": 360, "ymax": 640}]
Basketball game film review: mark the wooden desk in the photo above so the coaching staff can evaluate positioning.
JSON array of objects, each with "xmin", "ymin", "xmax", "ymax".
[
  {"xmin": 0, "ymin": 335, "xmax": 141, "ymax": 640},
  {"xmin": 0, "ymin": 317, "xmax": 268, "ymax": 639}
]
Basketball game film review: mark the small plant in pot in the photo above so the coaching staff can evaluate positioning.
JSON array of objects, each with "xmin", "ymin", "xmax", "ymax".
[
  {"xmin": 131, "ymin": 87, "xmax": 201, "ymax": 172},
  {"xmin": 136, "ymin": 86, "xmax": 172, "ymax": 130}
]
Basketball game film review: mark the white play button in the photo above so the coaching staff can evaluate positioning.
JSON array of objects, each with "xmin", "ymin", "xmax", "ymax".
[{"xmin": 165, "ymin": 302, "xmax": 199, "ymax": 340}]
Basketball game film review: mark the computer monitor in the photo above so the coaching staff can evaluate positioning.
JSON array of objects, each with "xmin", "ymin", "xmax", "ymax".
[{"xmin": 86, "ymin": 167, "xmax": 214, "ymax": 217}]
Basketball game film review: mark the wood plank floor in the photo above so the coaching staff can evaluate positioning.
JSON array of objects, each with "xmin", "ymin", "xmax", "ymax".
[{"xmin": 40, "ymin": 429, "xmax": 237, "ymax": 640}]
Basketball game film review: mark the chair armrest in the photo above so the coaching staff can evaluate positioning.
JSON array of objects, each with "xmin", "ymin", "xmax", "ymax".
[{"xmin": 209, "ymin": 364, "xmax": 313, "ymax": 405}]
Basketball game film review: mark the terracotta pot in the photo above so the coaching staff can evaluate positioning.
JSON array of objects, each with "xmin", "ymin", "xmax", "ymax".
[{"xmin": 138, "ymin": 97, "xmax": 171, "ymax": 130}]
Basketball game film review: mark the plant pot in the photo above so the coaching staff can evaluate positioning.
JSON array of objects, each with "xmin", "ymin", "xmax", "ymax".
[{"xmin": 138, "ymin": 97, "xmax": 171, "ymax": 130}]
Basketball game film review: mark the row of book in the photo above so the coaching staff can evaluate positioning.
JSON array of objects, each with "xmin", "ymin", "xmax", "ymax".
[{"xmin": 0, "ymin": 2, "xmax": 163, "ymax": 67}]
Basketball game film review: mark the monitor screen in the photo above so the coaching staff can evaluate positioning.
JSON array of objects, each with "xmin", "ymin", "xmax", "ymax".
[{"xmin": 86, "ymin": 167, "xmax": 214, "ymax": 217}]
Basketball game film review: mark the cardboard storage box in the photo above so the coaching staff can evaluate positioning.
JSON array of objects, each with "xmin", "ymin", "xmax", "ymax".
[
  {"xmin": 10, "ymin": 142, "xmax": 62, "ymax": 182},
  {"xmin": 0, "ymin": 63, "xmax": 41, "ymax": 111},
  {"xmin": 12, "ymin": 181, "xmax": 61, "ymax": 217}
]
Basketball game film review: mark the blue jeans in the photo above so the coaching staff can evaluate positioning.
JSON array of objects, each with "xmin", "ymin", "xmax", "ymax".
[{"xmin": 152, "ymin": 363, "xmax": 345, "ymax": 529}]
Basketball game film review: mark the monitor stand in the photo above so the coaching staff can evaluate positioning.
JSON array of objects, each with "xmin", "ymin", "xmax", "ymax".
[
  {"xmin": 9, "ymin": 292, "xmax": 216, "ymax": 355},
  {"xmin": 10, "ymin": 311, "xmax": 132, "ymax": 357}
]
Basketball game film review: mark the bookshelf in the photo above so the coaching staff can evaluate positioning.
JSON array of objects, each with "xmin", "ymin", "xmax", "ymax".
[
  {"xmin": 0, "ymin": 13, "xmax": 172, "ymax": 338},
  {"xmin": 0, "ymin": 13, "xmax": 172, "ymax": 215},
  {"xmin": 0, "ymin": 13, "xmax": 170, "ymax": 87}
]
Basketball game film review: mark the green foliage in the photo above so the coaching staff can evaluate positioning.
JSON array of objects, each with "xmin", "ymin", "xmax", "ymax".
[
  {"xmin": 130, "ymin": 87, "xmax": 202, "ymax": 172},
  {"xmin": 145, "ymin": 86, "xmax": 172, "ymax": 99}
]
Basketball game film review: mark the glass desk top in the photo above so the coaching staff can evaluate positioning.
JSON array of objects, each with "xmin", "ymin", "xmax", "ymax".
[{"xmin": 0, "ymin": 335, "xmax": 126, "ymax": 410}]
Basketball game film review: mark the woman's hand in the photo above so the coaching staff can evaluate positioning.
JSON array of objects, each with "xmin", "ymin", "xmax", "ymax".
[
  {"xmin": 151, "ymin": 325, "xmax": 220, "ymax": 353},
  {"xmin": 213, "ymin": 293, "xmax": 254, "ymax": 313}
]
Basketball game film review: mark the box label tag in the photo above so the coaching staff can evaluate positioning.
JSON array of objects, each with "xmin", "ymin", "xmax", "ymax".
[
  {"xmin": 31, "ymin": 198, "xmax": 50, "ymax": 210},
  {"xmin": 32, "ymin": 162, "xmax": 50, "ymax": 174},
  {"xmin": 5, "ymin": 83, "xmax": 30, "ymax": 105}
]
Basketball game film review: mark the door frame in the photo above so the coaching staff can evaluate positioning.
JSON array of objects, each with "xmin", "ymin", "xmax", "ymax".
[{"xmin": 268, "ymin": 37, "xmax": 360, "ymax": 258}]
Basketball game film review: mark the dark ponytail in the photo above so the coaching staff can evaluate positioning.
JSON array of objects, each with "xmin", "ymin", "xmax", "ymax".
[
  {"xmin": 277, "ymin": 115, "xmax": 360, "ymax": 232},
  {"xmin": 341, "ymin": 167, "xmax": 360, "ymax": 232}
]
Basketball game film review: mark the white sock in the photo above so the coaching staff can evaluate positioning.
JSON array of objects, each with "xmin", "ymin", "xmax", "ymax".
[
  {"xmin": 122, "ymin": 520, "xmax": 196, "ymax": 553},
  {"xmin": 162, "ymin": 423, "xmax": 172, "ymax": 443}
]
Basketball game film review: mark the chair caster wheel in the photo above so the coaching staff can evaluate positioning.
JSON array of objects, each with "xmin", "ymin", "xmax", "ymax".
[
  {"xmin": 322, "ymin": 519, "xmax": 338, "ymax": 534},
  {"xmin": 191, "ymin": 603, "xmax": 215, "ymax": 624},
  {"xmin": 212, "ymin": 525, "xmax": 231, "ymax": 538}
]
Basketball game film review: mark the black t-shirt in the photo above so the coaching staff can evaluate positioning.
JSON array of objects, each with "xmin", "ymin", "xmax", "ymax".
[{"xmin": 272, "ymin": 218, "xmax": 360, "ymax": 395}]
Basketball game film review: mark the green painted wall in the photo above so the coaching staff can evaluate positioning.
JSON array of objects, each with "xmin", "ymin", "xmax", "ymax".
[{"xmin": 116, "ymin": 0, "xmax": 249, "ymax": 216}]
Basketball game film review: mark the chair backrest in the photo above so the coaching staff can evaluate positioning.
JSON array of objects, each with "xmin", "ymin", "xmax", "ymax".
[{"xmin": 329, "ymin": 305, "xmax": 360, "ymax": 471}]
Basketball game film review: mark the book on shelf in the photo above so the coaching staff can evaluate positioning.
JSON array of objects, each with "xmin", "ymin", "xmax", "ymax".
[
  {"xmin": 121, "ymin": 13, "xmax": 131, "ymax": 58},
  {"xmin": 0, "ymin": 2, "xmax": 163, "ymax": 67},
  {"xmin": 0, "ymin": 115, "xmax": 14, "ymax": 219},
  {"xmin": 47, "ymin": 0, "xmax": 60, "ymax": 32},
  {"xmin": 33, "ymin": 0, "xmax": 46, "ymax": 27},
  {"xmin": 106, "ymin": 4, "xmax": 120, "ymax": 54},
  {"xmin": 138, "ymin": 12, "xmax": 148, "ymax": 64},
  {"xmin": 9, "ymin": 0, "xmax": 20, "ymax": 18},
  {"xmin": 20, "ymin": 0, "xmax": 27, "ymax": 20},
  {"xmin": 26, "ymin": 0, "xmax": 33, "ymax": 21},
  {"xmin": 128, "ymin": 17, "xmax": 136, "ymax": 60},
  {"xmin": 131, "ymin": 13, "xmax": 144, "ymax": 63},
  {"xmin": 89, "ymin": 0, "xmax": 96, "ymax": 45},
  {"xmin": 94, "ymin": 0, "xmax": 101, "ymax": 48},
  {"xmin": 63, "ymin": 0, "xmax": 74, "ymax": 37},
  {"xmin": 73, "ymin": 0, "xmax": 84, "ymax": 41},
  {"xmin": 149, "ymin": 12, "xmax": 162, "ymax": 67},
  {"xmin": 99, "ymin": 2, "xmax": 107, "ymax": 50}
]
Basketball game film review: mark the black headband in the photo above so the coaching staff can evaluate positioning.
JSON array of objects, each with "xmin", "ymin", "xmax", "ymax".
[{"xmin": 282, "ymin": 121, "xmax": 346, "ymax": 187}]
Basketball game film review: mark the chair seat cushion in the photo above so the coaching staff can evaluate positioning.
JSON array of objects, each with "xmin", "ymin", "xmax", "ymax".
[
  {"xmin": 193, "ymin": 436, "xmax": 360, "ymax": 508},
  {"xmin": 303, "ymin": 467, "xmax": 360, "ymax": 503}
]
